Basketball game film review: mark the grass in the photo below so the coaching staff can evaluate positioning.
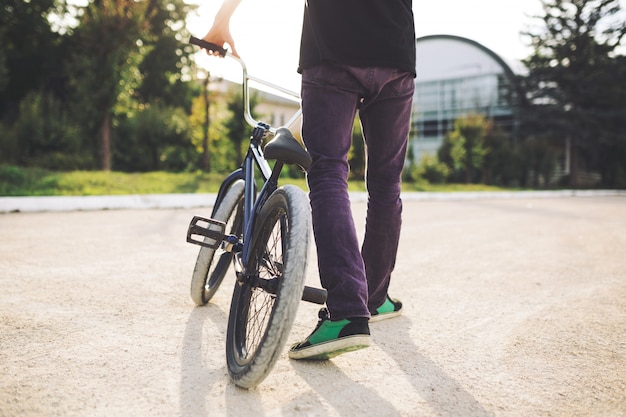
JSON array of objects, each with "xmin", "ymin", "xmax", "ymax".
[
  {"xmin": 0, "ymin": 165, "xmax": 305, "ymax": 196},
  {"xmin": 0, "ymin": 164, "xmax": 514, "ymax": 197}
]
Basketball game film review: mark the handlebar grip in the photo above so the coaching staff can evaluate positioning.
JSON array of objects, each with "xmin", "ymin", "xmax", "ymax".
[
  {"xmin": 189, "ymin": 36, "xmax": 228, "ymax": 57},
  {"xmin": 302, "ymin": 286, "xmax": 328, "ymax": 305}
]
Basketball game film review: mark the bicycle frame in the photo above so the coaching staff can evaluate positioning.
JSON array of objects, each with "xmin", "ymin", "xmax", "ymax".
[
  {"xmin": 221, "ymin": 126, "xmax": 285, "ymax": 273},
  {"xmin": 190, "ymin": 37, "xmax": 300, "ymax": 277}
]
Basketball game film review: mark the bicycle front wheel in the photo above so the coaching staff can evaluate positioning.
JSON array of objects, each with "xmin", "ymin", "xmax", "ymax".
[
  {"xmin": 226, "ymin": 185, "xmax": 311, "ymax": 388},
  {"xmin": 190, "ymin": 180, "xmax": 244, "ymax": 306}
]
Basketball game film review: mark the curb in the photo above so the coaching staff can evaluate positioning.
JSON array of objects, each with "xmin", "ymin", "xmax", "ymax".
[
  {"xmin": 0, "ymin": 194, "xmax": 216, "ymax": 213},
  {"xmin": 1, "ymin": 190, "xmax": 624, "ymax": 213}
]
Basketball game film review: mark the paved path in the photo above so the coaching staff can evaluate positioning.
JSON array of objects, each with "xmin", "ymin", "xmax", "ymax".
[{"xmin": 1, "ymin": 195, "xmax": 625, "ymax": 416}]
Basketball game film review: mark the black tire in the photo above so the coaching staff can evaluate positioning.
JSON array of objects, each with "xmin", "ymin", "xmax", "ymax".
[
  {"xmin": 190, "ymin": 180, "xmax": 244, "ymax": 306},
  {"xmin": 226, "ymin": 185, "xmax": 311, "ymax": 388}
]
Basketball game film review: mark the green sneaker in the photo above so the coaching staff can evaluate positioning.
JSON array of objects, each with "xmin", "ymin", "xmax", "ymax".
[
  {"xmin": 288, "ymin": 308, "xmax": 370, "ymax": 360},
  {"xmin": 369, "ymin": 295, "xmax": 403, "ymax": 323}
]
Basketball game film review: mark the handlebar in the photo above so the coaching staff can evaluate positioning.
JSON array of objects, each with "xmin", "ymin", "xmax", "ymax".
[
  {"xmin": 189, "ymin": 36, "xmax": 302, "ymax": 133},
  {"xmin": 189, "ymin": 36, "xmax": 228, "ymax": 57}
]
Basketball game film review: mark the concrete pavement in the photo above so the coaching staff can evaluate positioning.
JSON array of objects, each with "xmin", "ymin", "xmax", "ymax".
[{"xmin": 0, "ymin": 195, "xmax": 625, "ymax": 416}]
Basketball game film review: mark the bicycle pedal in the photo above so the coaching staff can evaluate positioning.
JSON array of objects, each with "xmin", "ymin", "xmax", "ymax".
[{"xmin": 186, "ymin": 216, "xmax": 226, "ymax": 249}]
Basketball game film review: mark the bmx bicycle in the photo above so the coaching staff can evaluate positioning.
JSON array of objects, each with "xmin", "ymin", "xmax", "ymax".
[{"xmin": 186, "ymin": 36, "xmax": 326, "ymax": 389}]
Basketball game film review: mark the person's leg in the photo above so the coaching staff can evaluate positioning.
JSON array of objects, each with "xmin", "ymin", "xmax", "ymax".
[
  {"xmin": 300, "ymin": 63, "xmax": 370, "ymax": 320},
  {"xmin": 358, "ymin": 69, "xmax": 415, "ymax": 312},
  {"xmin": 289, "ymin": 63, "xmax": 372, "ymax": 360}
]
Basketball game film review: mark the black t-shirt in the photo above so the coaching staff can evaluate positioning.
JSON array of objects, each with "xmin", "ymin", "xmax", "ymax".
[{"xmin": 298, "ymin": 0, "xmax": 416, "ymax": 75}]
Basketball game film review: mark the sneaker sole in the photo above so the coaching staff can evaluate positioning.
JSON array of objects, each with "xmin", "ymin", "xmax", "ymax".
[
  {"xmin": 369, "ymin": 310, "xmax": 402, "ymax": 323},
  {"xmin": 288, "ymin": 335, "xmax": 371, "ymax": 360}
]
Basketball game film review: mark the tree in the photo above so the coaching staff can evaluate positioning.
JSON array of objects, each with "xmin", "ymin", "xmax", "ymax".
[
  {"xmin": 112, "ymin": 0, "xmax": 197, "ymax": 172},
  {"xmin": 4, "ymin": 90, "xmax": 86, "ymax": 169},
  {"xmin": 65, "ymin": 0, "xmax": 149, "ymax": 171},
  {"xmin": 1, "ymin": 0, "xmax": 200, "ymax": 173},
  {"xmin": 224, "ymin": 86, "xmax": 260, "ymax": 168},
  {"xmin": 134, "ymin": 0, "xmax": 196, "ymax": 110},
  {"xmin": 0, "ymin": 0, "xmax": 63, "ymax": 119},
  {"xmin": 521, "ymin": 0, "xmax": 626, "ymax": 186},
  {"xmin": 0, "ymin": 0, "xmax": 83, "ymax": 169},
  {"xmin": 482, "ymin": 125, "xmax": 521, "ymax": 186},
  {"xmin": 113, "ymin": 103, "xmax": 191, "ymax": 171},
  {"xmin": 442, "ymin": 113, "xmax": 490, "ymax": 184}
]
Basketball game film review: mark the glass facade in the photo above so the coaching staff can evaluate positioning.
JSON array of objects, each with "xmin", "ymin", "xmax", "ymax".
[{"xmin": 410, "ymin": 36, "xmax": 520, "ymax": 161}]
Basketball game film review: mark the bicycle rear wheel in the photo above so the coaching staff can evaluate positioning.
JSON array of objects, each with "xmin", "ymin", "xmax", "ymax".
[
  {"xmin": 226, "ymin": 185, "xmax": 311, "ymax": 388},
  {"xmin": 190, "ymin": 180, "xmax": 244, "ymax": 306}
]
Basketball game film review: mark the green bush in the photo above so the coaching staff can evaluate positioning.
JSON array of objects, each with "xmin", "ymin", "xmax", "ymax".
[
  {"xmin": 415, "ymin": 154, "xmax": 450, "ymax": 184},
  {"xmin": 7, "ymin": 90, "xmax": 87, "ymax": 170},
  {"xmin": 0, "ymin": 165, "xmax": 26, "ymax": 187},
  {"xmin": 0, "ymin": 164, "xmax": 58, "ymax": 196},
  {"xmin": 114, "ymin": 104, "xmax": 193, "ymax": 172}
]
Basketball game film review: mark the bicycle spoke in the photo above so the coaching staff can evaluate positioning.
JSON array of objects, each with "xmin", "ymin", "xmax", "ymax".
[
  {"xmin": 243, "ymin": 218, "xmax": 283, "ymax": 356},
  {"xmin": 244, "ymin": 289, "xmax": 274, "ymax": 355}
]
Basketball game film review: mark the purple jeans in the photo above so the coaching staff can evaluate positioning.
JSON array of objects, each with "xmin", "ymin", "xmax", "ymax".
[{"xmin": 300, "ymin": 63, "xmax": 415, "ymax": 320}]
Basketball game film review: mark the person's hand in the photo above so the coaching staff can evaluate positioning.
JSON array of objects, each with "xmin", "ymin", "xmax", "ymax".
[
  {"xmin": 201, "ymin": 0, "xmax": 241, "ymax": 58},
  {"xmin": 202, "ymin": 29, "xmax": 238, "ymax": 58}
]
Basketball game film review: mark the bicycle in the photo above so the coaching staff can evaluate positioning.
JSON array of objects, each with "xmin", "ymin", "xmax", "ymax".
[{"xmin": 186, "ymin": 36, "xmax": 327, "ymax": 389}]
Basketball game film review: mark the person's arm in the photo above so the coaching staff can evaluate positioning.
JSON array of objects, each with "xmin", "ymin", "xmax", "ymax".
[{"xmin": 203, "ymin": 0, "xmax": 242, "ymax": 57}]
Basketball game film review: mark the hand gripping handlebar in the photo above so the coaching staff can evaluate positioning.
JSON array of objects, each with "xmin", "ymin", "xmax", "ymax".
[{"xmin": 189, "ymin": 36, "xmax": 301, "ymax": 132}]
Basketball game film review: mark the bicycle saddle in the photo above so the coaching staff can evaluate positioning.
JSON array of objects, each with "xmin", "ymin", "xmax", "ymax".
[{"xmin": 264, "ymin": 127, "xmax": 312, "ymax": 171}]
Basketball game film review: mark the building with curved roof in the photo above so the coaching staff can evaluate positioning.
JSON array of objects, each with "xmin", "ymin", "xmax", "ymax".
[{"xmin": 412, "ymin": 34, "xmax": 522, "ymax": 160}]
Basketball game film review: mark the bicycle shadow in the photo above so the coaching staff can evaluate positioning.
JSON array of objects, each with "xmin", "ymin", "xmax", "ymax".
[
  {"xmin": 374, "ymin": 316, "xmax": 494, "ymax": 417},
  {"xmin": 291, "ymin": 359, "xmax": 402, "ymax": 416},
  {"xmin": 179, "ymin": 304, "xmax": 264, "ymax": 417}
]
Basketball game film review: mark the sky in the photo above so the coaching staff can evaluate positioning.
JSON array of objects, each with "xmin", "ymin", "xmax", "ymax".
[{"xmin": 186, "ymin": 0, "xmax": 626, "ymax": 93}]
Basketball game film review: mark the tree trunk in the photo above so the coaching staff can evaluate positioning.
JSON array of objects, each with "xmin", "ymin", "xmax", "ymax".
[
  {"xmin": 465, "ymin": 164, "xmax": 473, "ymax": 184},
  {"xmin": 100, "ymin": 111, "xmax": 112, "ymax": 171},
  {"xmin": 569, "ymin": 145, "xmax": 579, "ymax": 188},
  {"xmin": 202, "ymin": 75, "xmax": 210, "ymax": 172}
]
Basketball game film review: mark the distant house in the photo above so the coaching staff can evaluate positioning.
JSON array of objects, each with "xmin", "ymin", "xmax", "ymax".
[
  {"xmin": 208, "ymin": 77, "xmax": 301, "ymax": 135},
  {"xmin": 412, "ymin": 34, "xmax": 523, "ymax": 162},
  {"xmin": 254, "ymin": 89, "xmax": 302, "ymax": 133}
]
